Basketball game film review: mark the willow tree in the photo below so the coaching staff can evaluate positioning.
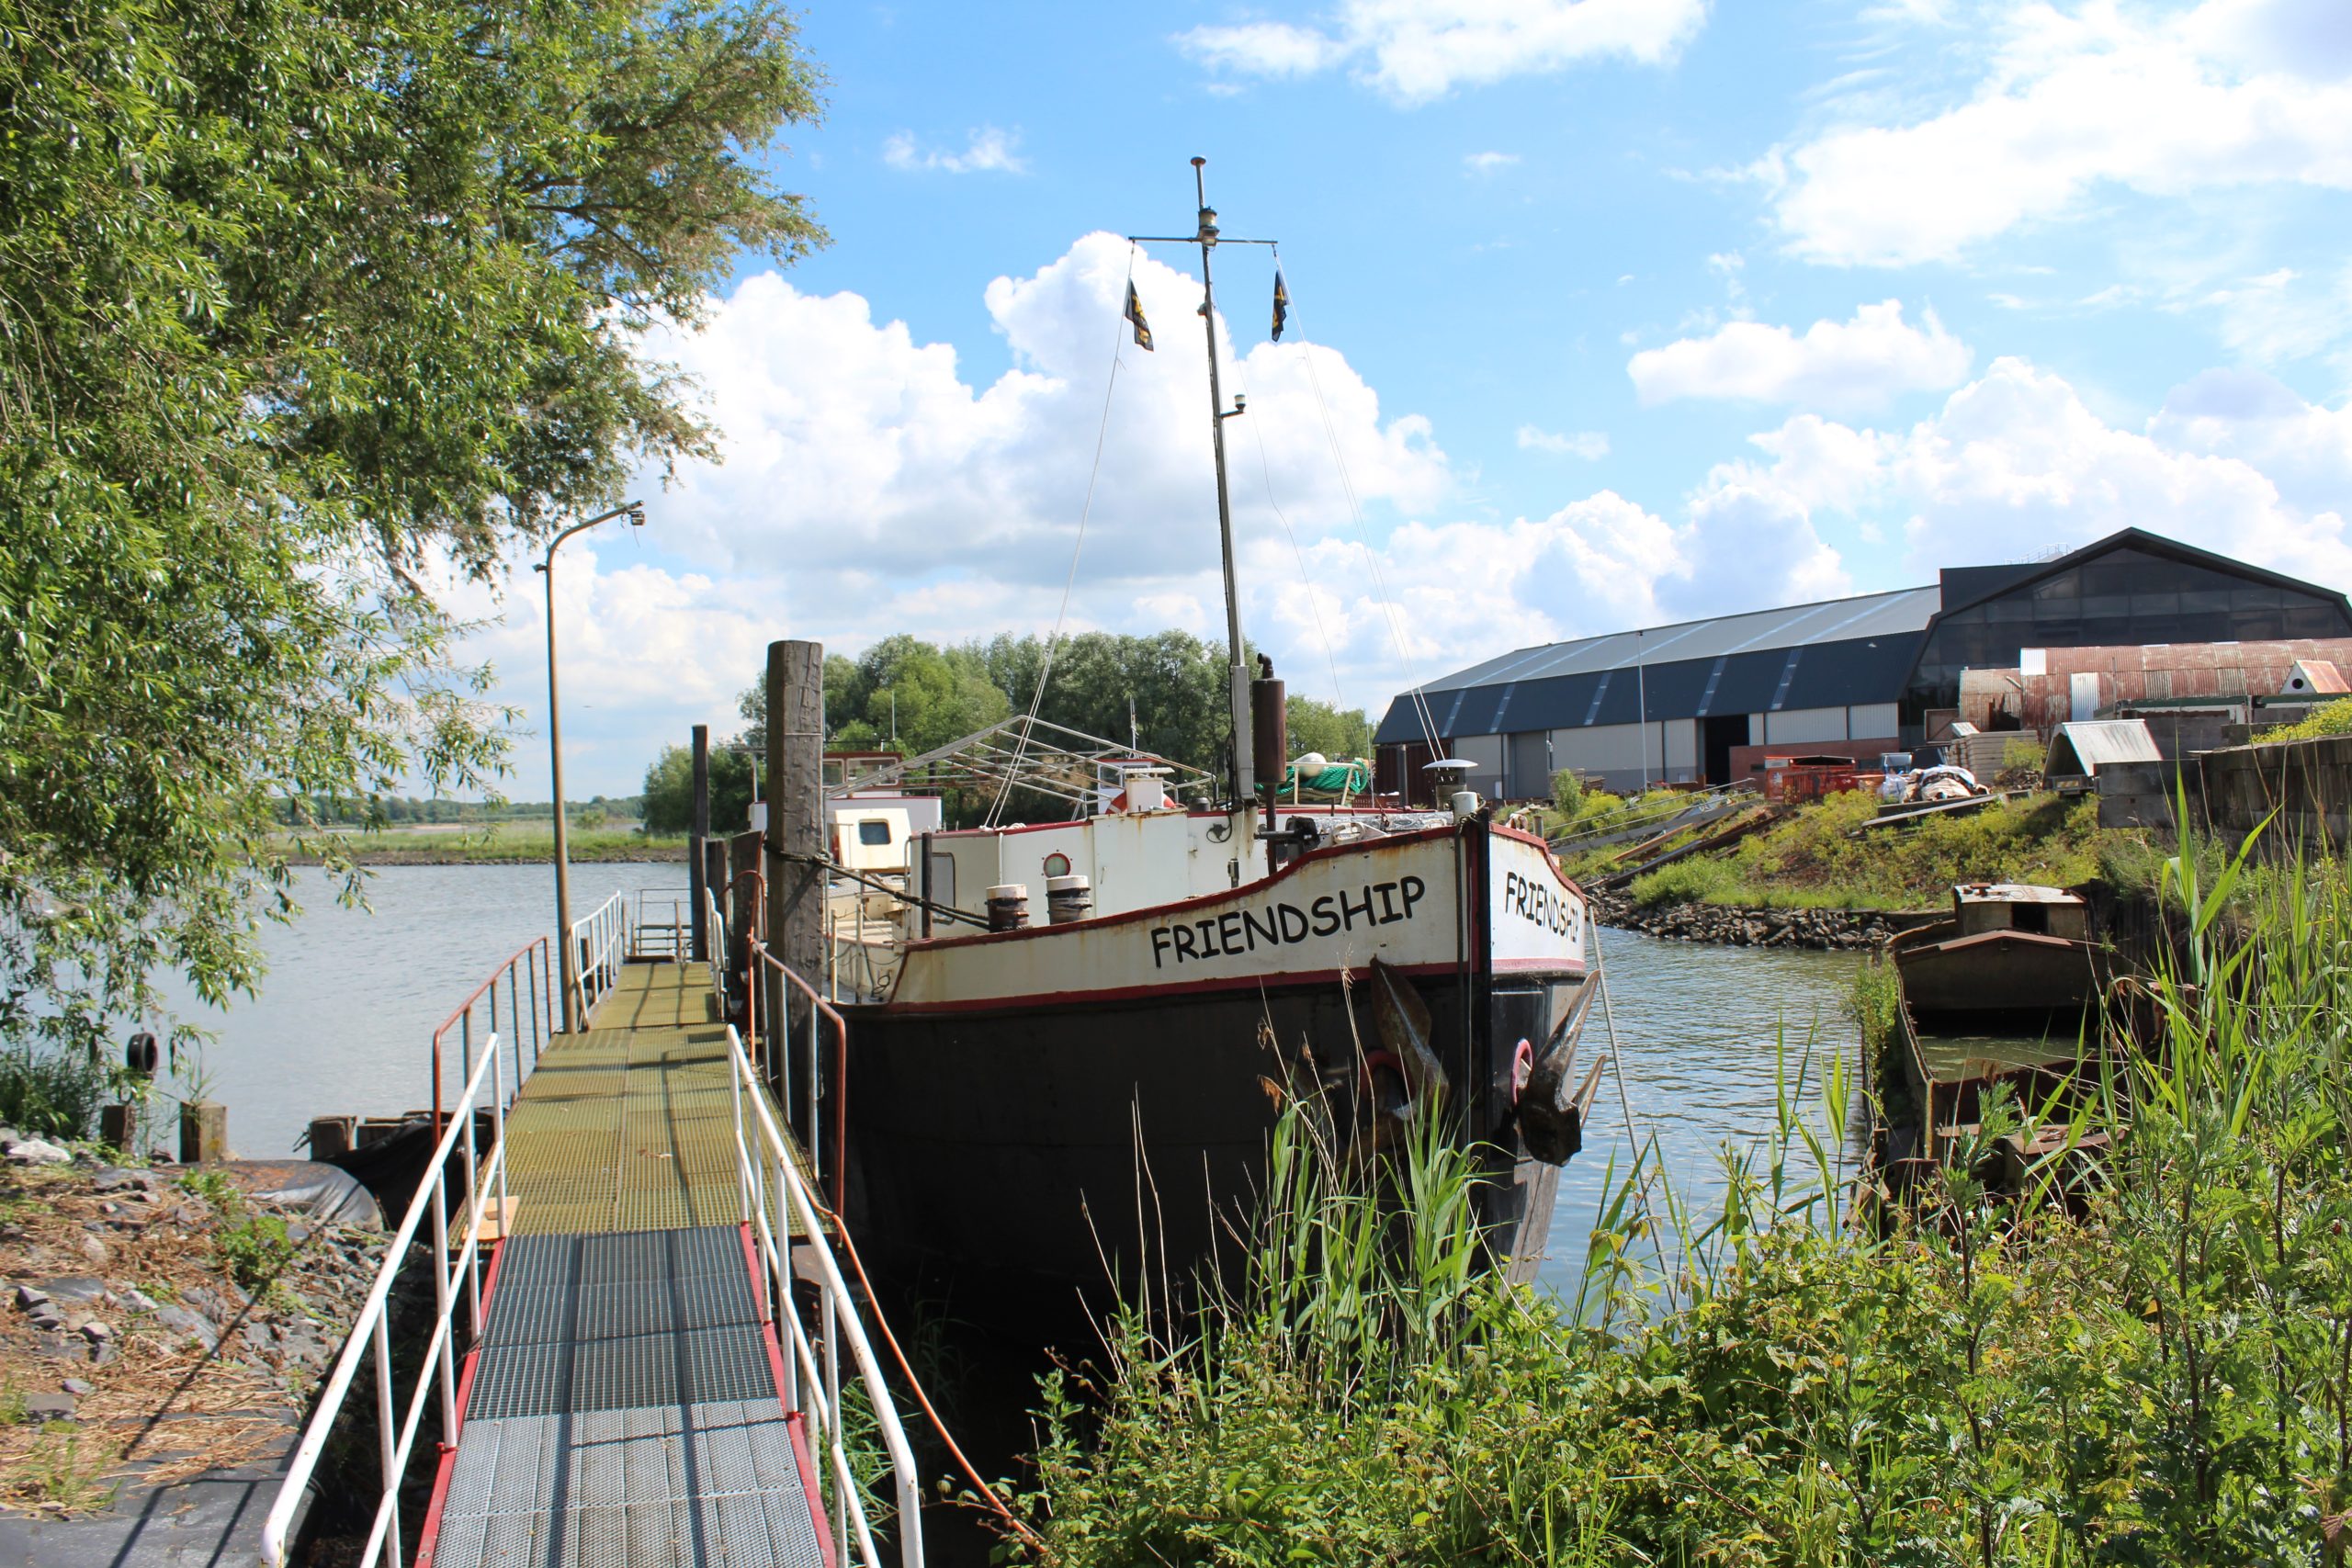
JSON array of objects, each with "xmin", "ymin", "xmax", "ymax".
[{"xmin": 0, "ymin": 0, "xmax": 824, "ymax": 1062}]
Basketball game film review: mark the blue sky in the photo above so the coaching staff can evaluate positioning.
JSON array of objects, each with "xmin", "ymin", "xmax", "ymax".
[{"xmin": 455, "ymin": 0, "xmax": 2352, "ymax": 797}]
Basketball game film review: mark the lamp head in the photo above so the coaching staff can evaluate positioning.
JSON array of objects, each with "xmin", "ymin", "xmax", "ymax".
[{"xmin": 628, "ymin": 504, "xmax": 646, "ymax": 528}]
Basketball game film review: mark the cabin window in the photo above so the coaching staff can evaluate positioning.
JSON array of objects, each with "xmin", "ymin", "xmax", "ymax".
[
  {"xmin": 2013, "ymin": 904, "xmax": 2049, "ymax": 934},
  {"xmin": 857, "ymin": 819, "xmax": 893, "ymax": 846}
]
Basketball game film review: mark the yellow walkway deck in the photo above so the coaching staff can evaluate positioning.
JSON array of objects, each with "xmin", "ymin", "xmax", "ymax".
[{"xmin": 500, "ymin": 962, "xmax": 808, "ymax": 1236}]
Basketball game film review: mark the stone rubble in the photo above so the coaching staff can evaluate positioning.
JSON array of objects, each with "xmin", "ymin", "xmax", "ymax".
[
  {"xmin": 1593, "ymin": 890, "xmax": 1903, "ymax": 951},
  {"xmin": 2, "ymin": 1143, "xmax": 387, "ymax": 1491}
]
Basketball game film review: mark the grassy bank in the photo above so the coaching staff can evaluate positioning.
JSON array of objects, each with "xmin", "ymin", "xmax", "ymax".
[
  {"xmin": 1010, "ymin": 847, "xmax": 2352, "ymax": 1564},
  {"xmin": 1622, "ymin": 789, "xmax": 2103, "ymax": 911},
  {"xmin": 279, "ymin": 822, "xmax": 690, "ymax": 864}
]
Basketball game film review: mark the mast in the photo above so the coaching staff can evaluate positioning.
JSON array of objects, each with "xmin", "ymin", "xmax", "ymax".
[
  {"xmin": 1192, "ymin": 157, "xmax": 1253, "ymax": 805},
  {"xmin": 1134, "ymin": 157, "xmax": 1276, "ymax": 807}
]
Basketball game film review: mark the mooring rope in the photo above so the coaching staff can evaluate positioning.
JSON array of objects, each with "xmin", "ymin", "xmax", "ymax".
[
  {"xmin": 810, "ymin": 1190, "xmax": 1044, "ymax": 1548},
  {"xmin": 1591, "ymin": 926, "xmax": 1680, "ymax": 1311}
]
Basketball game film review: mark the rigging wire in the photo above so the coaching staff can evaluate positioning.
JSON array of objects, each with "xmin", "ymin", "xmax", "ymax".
[
  {"xmin": 1268, "ymin": 252, "xmax": 1444, "ymax": 758},
  {"xmin": 985, "ymin": 244, "xmax": 1136, "ymax": 828},
  {"xmin": 1223, "ymin": 326, "xmax": 1351, "ymax": 721}
]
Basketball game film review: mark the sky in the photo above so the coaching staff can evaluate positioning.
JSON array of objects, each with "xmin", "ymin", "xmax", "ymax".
[{"xmin": 447, "ymin": 0, "xmax": 2352, "ymax": 798}]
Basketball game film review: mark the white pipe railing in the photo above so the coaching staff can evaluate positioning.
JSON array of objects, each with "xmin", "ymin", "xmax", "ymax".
[
  {"xmin": 262, "ymin": 1033, "xmax": 511, "ymax": 1567},
  {"xmin": 568, "ymin": 891, "xmax": 626, "ymax": 1022},
  {"xmin": 629, "ymin": 886, "xmax": 695, "ymax": 961},
  {"xmin": 705, "ymin": 886, "xmax": 730, "ymax": 1015},
  {"xmin": 725, "ymin": 1021, "xmax": 922, "ymax": 1568}
]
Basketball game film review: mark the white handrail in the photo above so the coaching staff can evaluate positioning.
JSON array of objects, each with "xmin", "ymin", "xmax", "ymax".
[
  {"xmin": 262, "ymin": 1032, "xmax": 511, "ymax": 1567},
  {"xmin": 567, "ymin": 891, "xmax": 626, "ymax": 1022},
  {"xmin": 725, "ymin": 1021, "xmax": 923, "ymax": 1567},
  {"xmin": 628, "ymin": 885, "xmax": 695, "ymax": 961},
  {"xmin": 705, "ymin": 886, "xmax": 730, "ymax": 1014}
]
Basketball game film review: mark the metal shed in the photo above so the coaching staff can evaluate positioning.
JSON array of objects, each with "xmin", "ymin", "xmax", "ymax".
[{"xmin": 2043, "ymin": 719, "xmax": 2161, "ymax": 793}]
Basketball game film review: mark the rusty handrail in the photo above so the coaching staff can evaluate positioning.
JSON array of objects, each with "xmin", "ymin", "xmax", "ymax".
[
  {"xmin": 746, "ymin": 938, "xmax": 848, "ymax": 1212},
  {"xmin": 430, "ymin": 936, "xmax": 552, "ymax": 1134}
]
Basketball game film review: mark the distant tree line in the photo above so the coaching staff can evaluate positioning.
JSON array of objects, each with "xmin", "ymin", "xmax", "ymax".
[
  {"xmin": 288, "ymin": 795, "xmax": 644, "ymax": 828},
  {"xmin": 641, "ymin": 629, "xmax": 1374, "ymax": 833}
]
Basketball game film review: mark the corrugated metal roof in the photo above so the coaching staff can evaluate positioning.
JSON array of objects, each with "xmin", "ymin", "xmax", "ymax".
[
  {"xmin": 1375, "ymin": 587, "xmax": 1938, "ymax": 744},
  {"xmin": 2045, "ymin": 719, "xmax": 2163, "ymax": 777},
  {"xmin": 1405, "ymin": 585, "xmax": 1940, "ymax": 694}
]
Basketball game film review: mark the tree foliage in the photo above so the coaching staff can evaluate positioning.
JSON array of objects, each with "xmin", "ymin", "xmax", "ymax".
[
  {"xmin": 640, "ymin": 745, "xmax": 758, "ymax": 836},
  {"xmin": 733, "ymin": 629, "xmax": 1372, "ymax": 782},
  {"xmin": 1284, "ymin": 697, "xmax": 1374, "ymax": 762},
  {"xmin": 0, "ymin": 0, "xmax": 824, "ymax": 1057}
]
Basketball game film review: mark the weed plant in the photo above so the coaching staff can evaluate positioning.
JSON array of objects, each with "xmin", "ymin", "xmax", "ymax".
[
  {"xmin": 0, "ymin": 1042, "xmax": 115, "ymax": 1140},
  {"xmin": 1017, "ymin": 825, "xmax": 2352, "ymax": 1564},
  {"xmin": 179, "ymin": 1169, "xmax": 300, "ymax": 1298},
  {"xmin": 1627, "ymin": 790, "xmax": 2101, "ymax": 912}
]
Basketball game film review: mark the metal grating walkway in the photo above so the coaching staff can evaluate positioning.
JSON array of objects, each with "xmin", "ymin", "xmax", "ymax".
[
  {"xmin": 496, "ymin": 964, "xmax": 814, "ymax": 1237},
  {"xmin": 422, "ymin": 963, "xmax": 831, "ymax": 1568}
]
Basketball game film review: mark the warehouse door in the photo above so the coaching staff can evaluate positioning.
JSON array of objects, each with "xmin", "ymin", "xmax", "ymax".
[
  {"xmin": 1702, "ymin": 714, "xmax": 1751, "ymax": 787},
  {"xmin": 1507, "ymin": 731, "xmax": 1552, "ymax": 801}
]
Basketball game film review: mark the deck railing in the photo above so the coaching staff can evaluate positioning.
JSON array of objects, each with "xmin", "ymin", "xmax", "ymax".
[
  {"xmin": 629, "ymin": 885, "xmax": 694, "ymax": 961},
  {"xmin": 567, "ymin": 890, "xmax": 627, "ymax": 1023},
  {"xmin": 725, "ymin": 1021, "xmax": 922, "ymax": 1568},
  {"xmin": 263, "ymin": 1032, "xmax": 510, "ymax": 1568},
  {"xmin": 431, "ymin": 939, "xmax": 552, "ymax": 1134},
  {"xmin": 747, "ymin": 940, "xmax": 850, "ymax": 1211},
  {"xmin": 703, "ymin": 886, "xmax": 731, "ymax": 1016}
]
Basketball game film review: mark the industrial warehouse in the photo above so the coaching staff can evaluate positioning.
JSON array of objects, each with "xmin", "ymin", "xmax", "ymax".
[{"xmin": 1373, "ymin": 527, "xmax": 2352, "ymax": 801}]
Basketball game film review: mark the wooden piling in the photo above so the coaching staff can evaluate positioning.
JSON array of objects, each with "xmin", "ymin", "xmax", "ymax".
[
  {"xmin": 763, "ymin": 641, "xmax": 825, "ymax": 1101},
  {"xmin": 689, "ymin": 723, "xmax": 711, "ymax": 963},
  {"xmin": 181, "ymin": 1100, "xmax": 229, "ymax": 1164}
]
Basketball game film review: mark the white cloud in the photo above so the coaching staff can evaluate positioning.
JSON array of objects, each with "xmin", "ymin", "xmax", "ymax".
[
  {"xmin": 1178, "ymin": 0, "xmax": 1707, "ymax": 104},
  {"xmin": 638, "ymin": 234, "xmax": 1450, "ymax": 595},
  {"xmin": 448, "ymin": 237, "xmax": 2352, "ymax": 793},
  {"xmin": 2148, "ymin": 367, "xmax": 2352, "ymax": 516},
  {"xmin": 1464, "ymin": 151, "xmax": 1521, "ymax": 176},
  {"xmin": 1517, "ymin": 424, "xmax": 1610, "ymax": 458},
  {"xmin": 1711, "ymin": 356, "xmax": 2352, "ymax": 590},
  {"xmin": 1764, "ymin": 0, "xmax": 2352, "ymax": 266},
  {"xmin": 1627, "ymin": 300, "xmax": 1972, "ymax": 412},
  {"xmin": 464, "ymin": 235, "xmax": 1453, "ymax": 789},
  {"xmin": 881, "ymin": 127, "xmax": 1029, "ymax": 175},
  {"xmin": 1306, "ymin": 357, "xmax": 2352, "ymax": 696},
  {"xmin": 2198, "ymin": 264, "xmax": 2352, "ymax": 367}
]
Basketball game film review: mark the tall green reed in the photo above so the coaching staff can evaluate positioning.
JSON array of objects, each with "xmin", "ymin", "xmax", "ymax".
[{"xmin": 1022, "ymin": 812, "xmax": 2352, "ymax": 1564}]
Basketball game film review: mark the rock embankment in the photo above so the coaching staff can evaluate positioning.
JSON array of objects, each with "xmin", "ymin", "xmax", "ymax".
[
  {"xmin": 0, "ymin": 1137, "xmax": 385, "ymax": 1517},
  {"xmin": 1592, "ymin": 891, "xmax": 1904, "ymax": 951}
]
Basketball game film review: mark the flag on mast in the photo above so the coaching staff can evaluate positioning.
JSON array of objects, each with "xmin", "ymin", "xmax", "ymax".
[
  {"xmin": 1272, "ymin": 269, "xmax": 1289, "ymax": 342},
  {"xmin": 1125, "ymin": 282, "xmax": 1154, "ymax": 351}
]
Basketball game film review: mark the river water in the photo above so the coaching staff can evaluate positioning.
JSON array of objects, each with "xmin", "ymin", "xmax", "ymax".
[{"xmin": 152, "ymin": 864, "xmax": 1863, "ymax": 1293}]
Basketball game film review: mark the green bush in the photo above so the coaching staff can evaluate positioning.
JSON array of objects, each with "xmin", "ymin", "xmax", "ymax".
[
  {"xmin": 1549, "ymin": 767, "xmax": 1584, "ymax": 819},
  {"xmin": 2256, "ymin": 695, "xmax": 2352, "ymax": 743},
  {"xmin": 1843, "ymin": 953, "xmax": 1902, "ymax": 1055},
  {"xmin": 0, "ymin": 1044, "xmax": 112, "ymax": 1140},
  {"xmin": 1626, "ymin": 854, "xmax": 1740, "ymax": 907}
]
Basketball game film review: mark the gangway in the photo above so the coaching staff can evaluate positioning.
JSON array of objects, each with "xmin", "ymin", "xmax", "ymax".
[{"xmin": 263, "ymin": 893, "xmax": 921, "ymax": 1568}]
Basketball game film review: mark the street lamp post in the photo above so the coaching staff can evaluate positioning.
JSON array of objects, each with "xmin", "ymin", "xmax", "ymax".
[{"xmin": 537, "ymin": 500, "xmax": 646, "ymax": 1032}]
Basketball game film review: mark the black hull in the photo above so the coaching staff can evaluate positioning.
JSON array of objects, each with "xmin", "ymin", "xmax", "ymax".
[{"xmin": 841, "ymin": 968, "xmax": 1589, "ymax": 1322}]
